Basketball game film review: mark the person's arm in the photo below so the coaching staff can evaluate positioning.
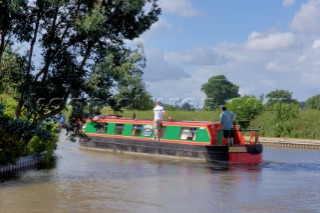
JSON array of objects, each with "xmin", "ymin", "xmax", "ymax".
[
  {"xmin": 219, "ymin": 114, "xmax": 224, "ymax": 129},
  {"xmin": 231, "ymin": 113, "xmax": 236, "ymax": 122},
  {"xmin": 163, "ymin": 111, "xmax": 172, "ymax": 120}
]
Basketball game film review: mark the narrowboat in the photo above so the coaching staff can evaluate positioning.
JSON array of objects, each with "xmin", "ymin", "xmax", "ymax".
[{"xmin": 79, "ymin": 115, "xmax": 263, "ymax": 164}]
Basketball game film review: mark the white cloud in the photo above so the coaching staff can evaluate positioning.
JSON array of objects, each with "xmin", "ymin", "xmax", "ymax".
[
  {"xmin": 159, "ymin": 0, "xmax": 201, "ymax": 17},
  {"xmin": 266, "ymin": 60, "xmax": 283, "ymax": 72},
  {"xmin": 300, "ymin": 72, "xmax": 320, "ymax": 86},
  {"xmin": 165, "ymin": 47, "xmax": 230, "ymax": 66},
  {"xmin": 245, "ymin": 32, "xmax": 296, "ymax": 51},
  {"xmin": 248, "ymin": 31, "xmax": 261, "ymax": 40},
  {"xmin": 137, "ymin": 19, "xmax": 172, "ymax": 43},
  {"xmin": 143, "ymin": 49, "xmax": 190, "ymax": 82},
  {"xmin": 290, "ymin": 0, "xmax": 320, "ymax": 32},
  {"xmin": 282, "ymin": 0, "xmax": 296, "ymax": 7},
  {"xmin": 140, "ymin": 1, "xmax": 320, "ymax": 102},
  {"xmin": 187, "ymin": 47, "xmax": 231, "ymax": 66},
  {"xmin": 297, "ymin": 54, "xmax": 307, "ymax": 62},
  {"xmin": 312, "ymin": 39, "xmax": 320, "ymax": 49},
  {"xmin": 145, "ymin": 77, "xmax": 206, "ymax": 105},
  {"xmin": 144, "ymin": 39, "xmax": 320, "ymax": 101}
]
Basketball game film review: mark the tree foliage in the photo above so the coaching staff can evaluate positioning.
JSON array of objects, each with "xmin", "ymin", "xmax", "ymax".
[
  {"xmin": 110, "ymin": 44, "xmax": 154, "ymax": 110},
  {"xmin": 201, "ymin": 75, "xmax": 240, "ymax": 110},
  {"xmin": 180, "ymin": 102, "xmax": 196, "ymax": 111},
  {"xmin": 0, "ymin": 48, "xmax": 28, "ymax": 100},
  {"xmin": 0, "ymin": 0, "xmax": 160, "ymax": 124},
  {"xmin": 0, "ymin": 0, "xmax": 30, "ymax": 68},
  {"xmin": 0, "ymin": 103, "xmax": 58, "ymax": 164},
  {"xmin": 265, "ymin": 89, "xmax": 298, "ymax": 108},
  {"xmin": 227, "ymin": 95, "xmax": 264, "ymax": 128},
  {"xmin": 251, "ymin": 101, "xmax": 300, "ymax": 137},
  {"xmin": 0, "ymin": 0, "xmax": 161, "ymax": 162},
  {"xmin": 306, "ymin": 94, "xmax": 320, "ymax": 110}
]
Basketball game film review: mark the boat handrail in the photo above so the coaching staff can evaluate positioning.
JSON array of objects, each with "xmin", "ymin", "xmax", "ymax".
[
  {"xmin": 178, "ymin": 120, "xmax": 213, "ymax": 123},
  {"xmin": 235, "ymin": 129, "xmax": 259, "ymax": 132}
]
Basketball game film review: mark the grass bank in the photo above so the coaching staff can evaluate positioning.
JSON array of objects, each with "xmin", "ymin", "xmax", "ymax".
[{"xmin": 252, "ymin": 109, "xmax": 320, "ymax": 140}]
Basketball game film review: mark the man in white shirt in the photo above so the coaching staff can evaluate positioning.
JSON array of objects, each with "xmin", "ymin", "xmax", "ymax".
[{"xmin": 153, "ymin": 101, "xmax": 172, "ymax": 141}]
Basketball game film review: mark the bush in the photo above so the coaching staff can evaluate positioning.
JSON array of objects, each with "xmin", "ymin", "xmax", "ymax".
[
  {"xmin": 0, "ymin": 103, "xmax": 59, "ymax": 165},
  {"xmin": 27, "ymin": 122, "xmax": 59, "ymax": 160},
  {"xmin": 0, "ymin": 94, "xmax": 17, "ymax": 118},
  {"xmin": 227, "ymin": 96, "xmax": 264, "ymax": 129},
  {"xmin": 250, "ymin": 105, "xmax": 320, "ymax": 139},
  {"xmin": 251, "ymin": 111, "xmax": 279, "ymax": 137},
  {"xmin": 0, "ymin": 127, "xmax": 23, "ymax": 165},
  {"xmin": 285, "ymin": 110, "xmax": 320, "ymax": 139}
]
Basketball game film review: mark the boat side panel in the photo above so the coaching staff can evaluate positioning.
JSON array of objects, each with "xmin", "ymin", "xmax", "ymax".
[
  {"xmin": 124, "ymin": 123, "xmax": 133, "ymax": 136},
  {"xmin": 162, "ymin": 125, "xmax": 211, "ymax": 143},
  {"xmin": 229, "ymin": 152, "xmax": 262, "ymax": 164},
  {"xmin": 85, "ymin": 122, "xmax": 98, "ymax": 133},
  {"xmin": 195, "ymin": 127, "xmax": 211, "ymax": 142},
  {"xmin": 80, "ymin": 136, "xmax": 229, "ymax": 162},
  {"xmin": 107, "ymin": 123, "xmax": 116, "ymax": 134},
  {"xmin": 163, "ymin": 126, "xmax": 180, "ymax": 140},
  {"xmin": 86, "ymin": 121, "xmax": 213, "ymax": 144}
]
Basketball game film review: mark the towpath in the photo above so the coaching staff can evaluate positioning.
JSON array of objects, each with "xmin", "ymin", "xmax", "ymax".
[{"xmin": 254, "ymin": 137, "xmax": 320, "ymax": 149}]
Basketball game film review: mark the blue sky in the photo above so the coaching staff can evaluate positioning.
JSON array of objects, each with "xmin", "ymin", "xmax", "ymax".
[{"xmin": 133, "ymin": 0, "xmax": 320, "ymax": 107}]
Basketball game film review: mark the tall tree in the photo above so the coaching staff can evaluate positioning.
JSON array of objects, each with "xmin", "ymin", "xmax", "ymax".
[
  {"xmin": 82, "ymin": 44, "xmax": 153, "ymax": 112},
  {"xmin": 306, "ymin": 94, "xmax": 320, "ymax": 110},
  {"xmin": 0, "ymin": 48, "xmax": 27, "ymax": 96},
  {"xmin": 201, "ymin": 75, "xmax": 240, "ymax": 110},
  {"xmin": 181, "ymin": 102, "xmax": 196, "ymax": 111},
  {"xmin": 0, "ymin": 0, "xmax": 161, "ymax": 124},
  {"xmin": 265, "ymin": 89, "xmax": 299, "ymax": 110},
  {"xmin": 114, "ymin": 80, "xmax": 154, "ymax": 110},
  {"xmin": 0, "ymin": 0, "xmax": 30, "ymax": 69}
]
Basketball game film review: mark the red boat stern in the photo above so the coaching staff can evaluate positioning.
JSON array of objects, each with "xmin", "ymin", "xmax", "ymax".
[{"xmin": 228, "ymin": 144, "xmax": 263, "ymax": 164}]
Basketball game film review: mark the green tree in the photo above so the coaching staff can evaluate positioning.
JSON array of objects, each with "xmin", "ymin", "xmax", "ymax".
[
  {"xmin": 0, "ymin": 0, "xmax": 161, "ymax": 160},
  {"xmin": 110, "ymin": 44, "xmax": 154, "ymax": 110},
  {"xmin": 0, "ymin": 0, "xmax": 160, "ymax": 124},
  {"xmin": 306, "ymin": 94, "xmax": 320, "ymax": 110},
  {"xmin": 258, "ymin": 102, "xmax": 299, "ymax": 137},
  {"xmin": 265, "ymin": 89, "xmax": 299, "ymax": 109},
  {"xmin": 227, "ymin": 95, "xmax": 264, "ymax": 128},
  {"xmin": 0, "ymin": 103, "xmax": 58, "ymax": 164},
  {"xmin": 181, "ymin": 102, "xmax": 196, "ymax": 111},
  {"xmin": 201, "ymin": 75, "xmax": 240, "ymax": 110},
  {"xmin": 0, "ymin": 0, "xmax": 30, "ymax": 69},
  {"xmin": 164, "ymin": 104, "xmax": 176, "ymax": 111},
  {"xmin": 0, "ymin": 48, "xmax": 27, "ymax": 96}
]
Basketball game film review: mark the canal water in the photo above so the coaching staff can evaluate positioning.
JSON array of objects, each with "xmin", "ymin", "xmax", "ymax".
[{"xmin": 1, "ymin": 133, "xmax": 320, "ymax": 213}]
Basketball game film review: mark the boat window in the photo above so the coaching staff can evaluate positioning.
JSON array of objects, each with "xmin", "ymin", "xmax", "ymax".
[
  {"xmin": 114, "ymin": 124, "xmax": 124, "ymax": 135},
  {"xmin": 95, "ymin": 122, "xmax": 107, "ymax": 133},
  {"xmin": 132, "ymin": 125, "xmax": 142, "ymax": 136},
  {"xmin": 180, "ymin": 128, "xmax": 197, "ymax": 140}
]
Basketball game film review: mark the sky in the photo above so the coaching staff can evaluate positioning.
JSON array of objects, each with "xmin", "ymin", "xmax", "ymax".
[{"xmin": 133, "ymin": 0, "xmax": 320, "ymax": 107}]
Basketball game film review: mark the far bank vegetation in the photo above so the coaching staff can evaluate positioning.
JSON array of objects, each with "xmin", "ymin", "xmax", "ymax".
[{"xmin": 98, "ymin": 94, "xmax": 320, "ymax": 140}]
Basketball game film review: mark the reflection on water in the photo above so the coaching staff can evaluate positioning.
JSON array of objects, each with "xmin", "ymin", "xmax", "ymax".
[{"xmin": 1, "ymin": 135, "xmax": 320, "ymax": 213}]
